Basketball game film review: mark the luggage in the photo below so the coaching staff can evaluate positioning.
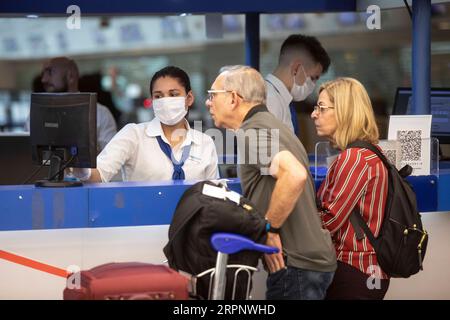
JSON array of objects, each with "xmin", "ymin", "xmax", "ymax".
[
  {"xmin": 63, "ymin": 262, "xmax": 189, "ymax": 300},
  {"xmin": 163, "ymin": 180, "xmax": 267, "ymax": 300},
  {"xmin": 347, "ymin": 141, "xmax": 429, "ymax": 278},
  {"xmin": 63, "ymin": 180, "xmax": 270, "ymax": 300}
]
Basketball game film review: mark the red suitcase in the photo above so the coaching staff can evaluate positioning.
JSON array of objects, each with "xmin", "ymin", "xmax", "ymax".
[{"xmin": 63, "ymin": 262, "xmax": 190, "ymax": 300}]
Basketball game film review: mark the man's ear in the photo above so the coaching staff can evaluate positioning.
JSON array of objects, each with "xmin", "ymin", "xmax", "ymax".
[
  {"xmin": 66, "ymin": 70, "xmax": 76, "ymax": 87},
  {"xmin": 291, "ymin": 61, "xmax": 300, "ymax": 76},
  {"xmin": 230, "ymin": 91, "xmax": 239, "ymax": 109}
]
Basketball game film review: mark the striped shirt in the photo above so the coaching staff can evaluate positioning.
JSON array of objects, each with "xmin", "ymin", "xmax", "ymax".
[{"xmin": 317, "ymin": 147, "xmax": 389, "ymax": 279}]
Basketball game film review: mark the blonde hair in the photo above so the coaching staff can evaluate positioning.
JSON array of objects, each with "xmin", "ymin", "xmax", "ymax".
[{"xmin": 319, "ymin": 77, "xmax": 379, "ymax": 150}]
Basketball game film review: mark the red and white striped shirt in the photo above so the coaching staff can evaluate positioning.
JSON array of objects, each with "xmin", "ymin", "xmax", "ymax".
[{"xmin": 317, "ymin": 147, "xmax": 389, "ymax": 279}]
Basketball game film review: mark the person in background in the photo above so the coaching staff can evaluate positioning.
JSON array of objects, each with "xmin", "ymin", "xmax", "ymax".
[
  {"xmin": 31, "ymin": 73, "xmax": 45, "ymax": 92},
  {"xmin": 25, "ymin": 57, "xmax": 117, "ymax": 153},
  {"xmin": 79, "ymin": 72, "xmax": 122, "ymax": 126},
  {"xmin": 206, "ymin": 65, "xmax": 336, "ymax": 300},
  {"xmin": 73, "ymin": 66, "xmax": 219, "ymax": 183},
  {"xmin": 312, "ymin": 77, "xmax": 390, "ymax": 299},
  {"xmin": 266, "ymin": 34, "xmax": 330, "ymax": 134}
]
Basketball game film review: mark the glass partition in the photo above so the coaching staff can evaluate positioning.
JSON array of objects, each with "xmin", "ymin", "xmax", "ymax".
[{"xmin": 314, "ymin": 137, "xmax": 440, "ymax": 178}]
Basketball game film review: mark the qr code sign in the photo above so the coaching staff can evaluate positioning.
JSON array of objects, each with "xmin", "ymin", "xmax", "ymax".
[
  {"xmin": 383, "ymin": 149, "xmax": 397, "ymax": 166},
  {"xmin": 397, "ymin": 130, "xmax": 421, "ymax": 161}
]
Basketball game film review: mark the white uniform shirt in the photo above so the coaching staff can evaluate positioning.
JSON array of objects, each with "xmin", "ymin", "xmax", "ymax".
[
  {"xmin": 96, "ymin": 103, "xmax": 117, "ymax": 152},
  {"xmin": 96, "ymin": 118, "xmax": 219, "ymax": 182},
  {"xmin": 265, "ymin": 73, "xmax": 294, "ymax": 132}
]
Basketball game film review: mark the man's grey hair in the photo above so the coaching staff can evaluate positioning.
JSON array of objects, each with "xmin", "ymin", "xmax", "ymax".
[{"xmin": 219, "ymin": 65, "xmax": 266, "ymax": 105}]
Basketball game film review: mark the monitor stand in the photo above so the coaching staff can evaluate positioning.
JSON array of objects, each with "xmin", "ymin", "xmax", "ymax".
[{"xmin": 35, "ymin": 155, "xmax": 82, "ymax": 188}]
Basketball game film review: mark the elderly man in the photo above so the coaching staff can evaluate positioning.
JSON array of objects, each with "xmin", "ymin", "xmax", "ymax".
[
  {"xmin": 26, "ymin": 57, "xmax": 117, "ymax": 153},
  {"xmin": 205, "ymin": 65, "xmax": 336, "ymax": 300}
]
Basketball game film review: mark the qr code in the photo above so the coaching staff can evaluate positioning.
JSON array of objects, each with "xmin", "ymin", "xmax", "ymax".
[
  {"xmin": 397, "ymin": 130, "xmax": 421, "ymax": 161},
  {"xmin": 383, "ymin": 150, "xmax": 398, "ymax": 166}
]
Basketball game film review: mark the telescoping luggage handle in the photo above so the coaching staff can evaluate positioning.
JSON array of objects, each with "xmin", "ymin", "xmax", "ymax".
[
  {"xmin": 209, "ymin": 232, "xmax": 279, "ymax": 300},
  {"xmin": 211, "ymin": 233, "xmax": 279, "ymax": 255}
]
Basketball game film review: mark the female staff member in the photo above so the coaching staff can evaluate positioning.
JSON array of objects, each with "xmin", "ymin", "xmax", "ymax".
[
  {"xmin": 311, "ymin": 77, "xmax": 389, "ymax": 299},
  {"xmin": 74, "ymin": 66, "xmax": 219, "ymax": 182}
]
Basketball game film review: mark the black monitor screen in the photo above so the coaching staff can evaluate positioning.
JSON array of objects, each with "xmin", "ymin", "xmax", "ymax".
[
  {"xmin": 0, "ymin": 133, "xmax": 48, "ymax": 185},
  {"xmin": 30, "ymin": 93, "xmax": 97, "ymax": 186},
  {"xmin": 393, "ymin": 88, "xmax": 450, "ymax": 144}
]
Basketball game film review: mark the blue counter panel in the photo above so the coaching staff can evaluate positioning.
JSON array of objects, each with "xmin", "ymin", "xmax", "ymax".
[
  {"xmin": 0, "ymin": 185, "xmax": 88, "ymax": 231},
  {"xmin": 408, "ymin": 175, "xmax": 438, "ymax": 212},
  {"xmin": 314, "ymin": 175, "xmax": 439, "ymax": 212},
  {"xmin": 0, "ymin": 174, "xmax": 443, "ymax": 231},
  {"xmin": 88, "ymin": 179, "xmax": 242, "ymax": 227},
  {"xmin": 438, "ymin": 171, "xmax": 450, "ymax": 211},
  {"xmin": 88, "ymin": 181, "xmax": 194, "ymax": 228},
  {"xmin": 0, "ymin": 179, "xmax": 242, "ymax": 231}
]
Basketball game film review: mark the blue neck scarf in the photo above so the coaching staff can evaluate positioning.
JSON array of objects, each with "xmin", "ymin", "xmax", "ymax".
[{"xmin": 156, "ymin": 135, "xmax": 191, "ymax": 180}]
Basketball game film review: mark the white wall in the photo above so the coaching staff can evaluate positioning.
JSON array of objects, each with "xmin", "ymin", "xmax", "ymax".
[{"xmin": 1, "ymin": 212, "xmax": 449, "ymax": 300}]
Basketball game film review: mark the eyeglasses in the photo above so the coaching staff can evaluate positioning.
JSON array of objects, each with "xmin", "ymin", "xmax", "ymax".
[
  {"xmin": 313, "ymin": 105, "xmax": 335, "ymax": 114},
  {"xmin": 207, "ymin": 89, "xmax": 244, "ymax": 101}
]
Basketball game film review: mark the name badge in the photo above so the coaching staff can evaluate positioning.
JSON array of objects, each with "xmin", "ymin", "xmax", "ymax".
[{"xmin": 188, "ymin": 154, "xmax": 201, "ymax": 163}]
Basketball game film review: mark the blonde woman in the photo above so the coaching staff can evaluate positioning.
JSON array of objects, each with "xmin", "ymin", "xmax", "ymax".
[{"xmin": 312, "ymin": 77, "xmax": 390, "ymax": 299}]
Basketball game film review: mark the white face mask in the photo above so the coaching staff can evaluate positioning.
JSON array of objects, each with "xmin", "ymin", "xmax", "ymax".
[
  {"xmin": 290, "ymin": 65, "xmax": 316, "ymax": 102},
  {"xmin": 152, "ymin": 96, "xmax": 188, "ymax": 125}
]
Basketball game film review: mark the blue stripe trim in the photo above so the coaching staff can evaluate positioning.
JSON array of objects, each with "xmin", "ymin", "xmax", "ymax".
[
  {"xmin": 0, "ymin": 173, "xmax": 443, "ymax": 231},
  {"xmin": 0, "ymin": 179, "xmax": 242, "ymax": 231},
  {"xmin": 0, "ymin": 1, "xmax": 356, "ymax": 15}
]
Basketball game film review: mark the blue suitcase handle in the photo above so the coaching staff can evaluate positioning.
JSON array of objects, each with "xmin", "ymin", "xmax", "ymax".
[{"xmin": 211, "ymin": 232, "xmax": 279, "ymax": 255}]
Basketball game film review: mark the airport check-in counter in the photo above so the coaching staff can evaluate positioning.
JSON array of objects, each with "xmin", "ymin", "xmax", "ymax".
[{"xmin": 1, "ymin": 171, "xmax": 450, "ymax": 299}]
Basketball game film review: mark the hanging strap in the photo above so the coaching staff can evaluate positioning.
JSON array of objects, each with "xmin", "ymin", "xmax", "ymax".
[
  {"xmin": 346, "ymin": 140, "xmax": 387, "ymax": 248},
  {"xmin": 156, "ymin": 136, "xmax": 192, "ymax": 180}
]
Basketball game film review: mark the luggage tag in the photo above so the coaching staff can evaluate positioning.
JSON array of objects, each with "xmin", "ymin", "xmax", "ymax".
[
  {"xmin": 209, "ymin": 178, "xmax": 230, "ymax": 188},
  {"xmin": 202, "ymin": 183, "xmax": 241, "ymax": 206},
  {"xmin": 225, "ymin": 190, "xmax": 241, "ymax": 205},
  {"xmin": 202, "ymin": 183, "xmax": 227, "ymax": 200}
]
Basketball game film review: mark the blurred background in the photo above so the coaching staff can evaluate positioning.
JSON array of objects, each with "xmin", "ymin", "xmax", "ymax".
[{"xmin": 0, "ymin": 4, "xmax": 449, "ymax": 152}]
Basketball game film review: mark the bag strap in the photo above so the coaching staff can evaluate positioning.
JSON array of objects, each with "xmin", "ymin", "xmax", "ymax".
[
  {"xmin": 350, "ymin": 210, "xmax": 378, "ymax": 249},
  {"xmin": 347, "ymin": 140, "xmax": 390, "ymax": 169},
  {"xmin": 346, "ymin": 140, "xmax": 386, "ymax": 248}
]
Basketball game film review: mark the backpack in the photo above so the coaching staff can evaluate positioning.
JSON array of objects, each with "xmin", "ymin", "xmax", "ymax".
[
  {"xmin": 163, "ymin": 180, "xmax": 267, "ymax": 299},
  {"xmin": 347, "ymin": 141, "xmax": 428, "ymax": 278}
]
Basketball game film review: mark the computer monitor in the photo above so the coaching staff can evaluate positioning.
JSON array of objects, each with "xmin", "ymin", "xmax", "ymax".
[
  {"xmin": 0, "ymin": 133, "xmax": 49, "ymax": 185},
  {"xmin": 30, "ymin": 93, "xmax": 97, "ymax": 187},
  {"xmin": 393, "ymin": 88, "xmax": 450, "ymax": 144}
]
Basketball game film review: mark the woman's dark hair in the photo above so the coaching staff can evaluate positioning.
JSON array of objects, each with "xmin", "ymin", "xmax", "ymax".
[{"xmin": 149, "ymin": 66, "xmax": 191, "ymax": 94}]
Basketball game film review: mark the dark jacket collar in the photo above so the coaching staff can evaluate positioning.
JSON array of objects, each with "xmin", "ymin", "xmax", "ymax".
[{"xmin": 243, "ymin": 104, "xmax": 269, "ymax": 123}]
